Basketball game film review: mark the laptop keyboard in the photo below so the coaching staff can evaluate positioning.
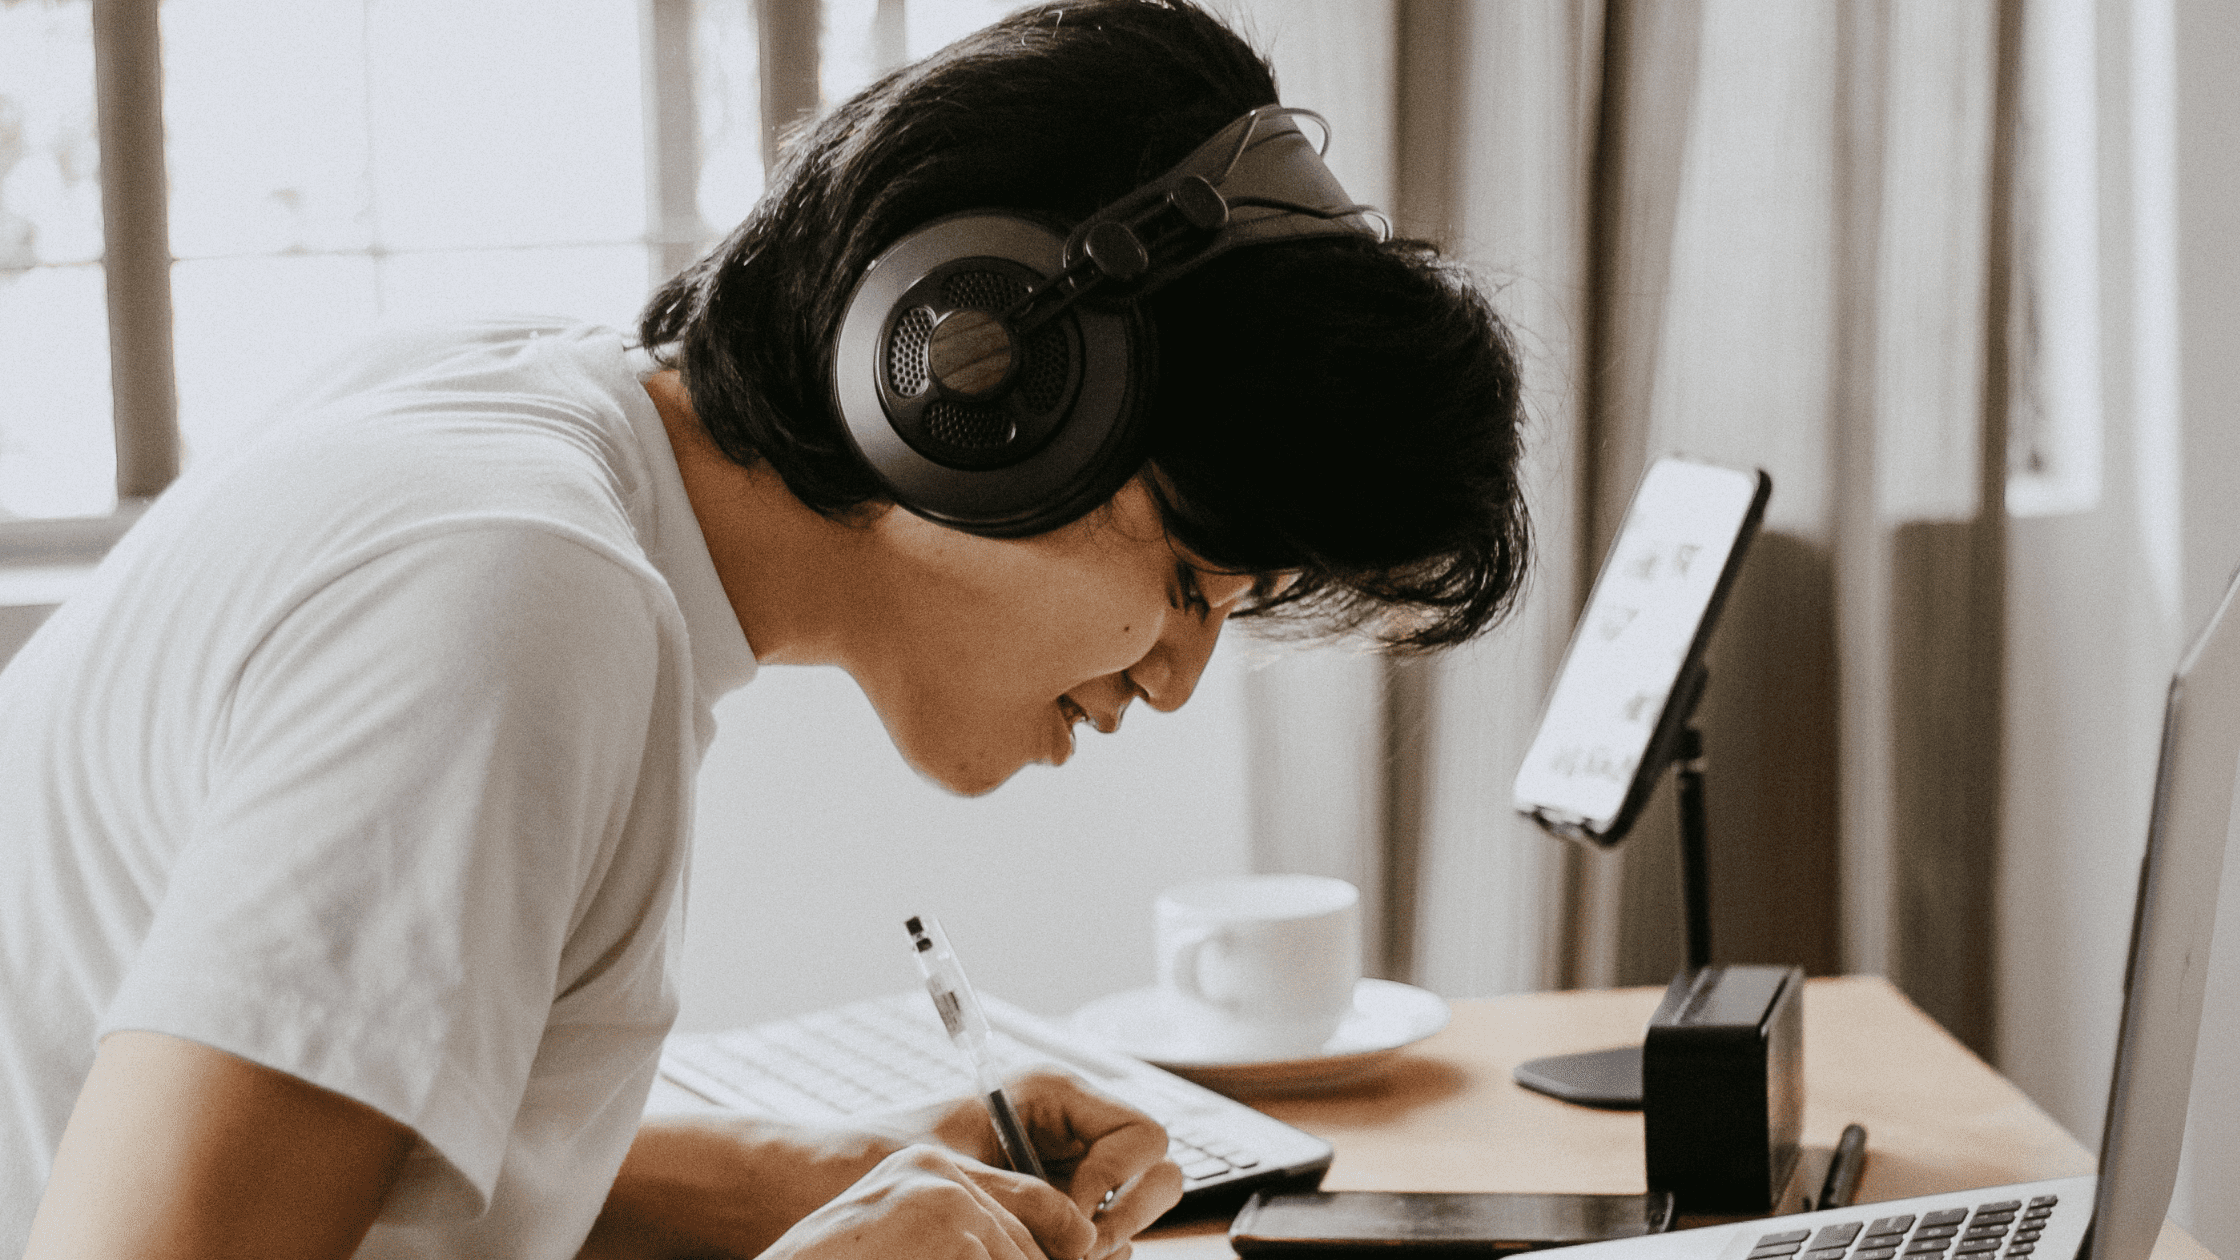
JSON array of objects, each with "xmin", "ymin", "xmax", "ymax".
[
  {"xmin": 1749, "ymin": 1196, "xmax": 2061, "ymax": 1260},
  {"xmin": 662, "ymin": 994, "xmax": 1273, "ymax": 1190}
]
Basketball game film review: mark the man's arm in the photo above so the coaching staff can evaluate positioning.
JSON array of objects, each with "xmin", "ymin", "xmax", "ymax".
[
  {"xmin": 581, "ymin": 1115, "xmax": 900, "ymax": 1259},
  {"xmin": 25, "ymin": 1030, "xmax": 416, "ymax": 1260}
]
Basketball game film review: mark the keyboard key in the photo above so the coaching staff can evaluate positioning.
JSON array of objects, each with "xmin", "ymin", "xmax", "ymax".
[
  {"xmin": 2007, "ymin": 1247, "xmax": 2035, "ymax": 1257},
  {"xmin": 1916, "ymin": 1226, "xmax": 1961, "ymax": 1241},
  {"xmin": 1804, "ymin": 1247, "xmax": 1851, "ymax": 1260},
  {"xmin": 2028, "ymin": 1197, "xmax": 2059, "ymax": 1208},
  {"xmin": 1923, "ymin": 1210, "xmax": 1969, "ymax": 1228},
  {"xmin": 1965, "ymin": 1226, "xmax": 2012, "ymax": 1240},
  {"xmin": 1956, "ymin": 1240, "xmax": 2002, "ymax": 1254},
  {"xmin": 1977, "ymin": 1202, "xmax": 2023, "ymax": 1215},
  {"xmin": 1178, "ymin": 1157, "xmax": 1231, "ymax": 1181},
  {"xmin": 1857, "ymin": 1248, "xmax": 1898, "ymax": 1260},
  {"xmin": 1750, "ymin": 1244, "xmax": 1804, "ymax": 1259},
  {"xmin": 2012, "ymin": 1230, "xmax": 2041, "ymax": 1243},
  {"xmin": 1759, "ymin": 1232, "xmax": 1815, "ymax": 1247},
  {"xmin": 2022, "ymin": 1208, "xmax": 2053, "ymax": 1221},
  {"xmin": 1814, "ymin": 1225, "xmax": 1866, "ymax": 1249},
  {"xmin": 1869, "ymin": 1218, "xmax": 1918, "ymax": 1237},
  {"xmin": 1905, "ymin": 1240, "xmax": 1954, "ymax": 1254}
]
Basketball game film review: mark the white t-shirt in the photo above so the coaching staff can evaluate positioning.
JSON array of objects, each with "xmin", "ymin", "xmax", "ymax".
[{"xmin": 0, "ymin": 318, "xmax": 757, "ymax": 1256}]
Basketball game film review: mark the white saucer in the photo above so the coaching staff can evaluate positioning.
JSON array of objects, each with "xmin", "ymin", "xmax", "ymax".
[{"xmin": 1070, "ymin": 978, "xmax": 1450, "ymax": 1098}]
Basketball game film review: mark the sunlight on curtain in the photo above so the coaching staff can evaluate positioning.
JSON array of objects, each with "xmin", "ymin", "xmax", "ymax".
[
  {"xmin": 2003, "ymin": 0, "xmax": 2106, "ymax": 521},
  {"xmin": 1399, "ymin": 1, "xmax": 1595, "ymax": 1000}
]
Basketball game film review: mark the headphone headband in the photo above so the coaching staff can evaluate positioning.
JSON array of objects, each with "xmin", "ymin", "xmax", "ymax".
[{"xmin": 1060, "ymin": 106, "xmax": 1387, "ymax": 300}]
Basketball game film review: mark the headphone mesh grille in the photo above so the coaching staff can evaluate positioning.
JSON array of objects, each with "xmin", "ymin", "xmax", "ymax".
[
  {"xmin": 925, "ymin": 401, "xmax": 1013, "ymax": 452},
  {"xmin": 887, "ymin": 307, "xmax": 934, "ymax": 395},
  {"xmin": 1018, "ymin": 330, "xmax": 1068, "ymax": 413},
  {"xmin": 943, "ymin": 270, "xmax": 1026, "ymax": 311},
  {"xmin": 889, "ymin": 268, "xmax": 1074, "ymax": 425}
]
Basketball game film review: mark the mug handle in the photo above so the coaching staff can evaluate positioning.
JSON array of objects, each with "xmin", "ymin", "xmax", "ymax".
[{"xmin": 1163, "ymin": 927, "xmax": 1239, "ymax": 1011}]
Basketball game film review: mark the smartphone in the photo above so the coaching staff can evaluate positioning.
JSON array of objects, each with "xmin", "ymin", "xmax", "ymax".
[
  {"xmin": 1510, "ymin": 457, "xmax": 1770, "ymax": 846},
  {"xmin": 1229, "ymin": 1189, "xmax": 1677, "ymax": 1254}
]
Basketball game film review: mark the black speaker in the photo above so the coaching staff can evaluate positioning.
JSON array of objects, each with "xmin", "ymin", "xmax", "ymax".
[
  {"xmin": 829, "ymin": 106, "xmax": 1384, "ymax": 538},
  {"xmin": 1642, "ymin": 964, "xmax": 1806, "ymax": 1214}
]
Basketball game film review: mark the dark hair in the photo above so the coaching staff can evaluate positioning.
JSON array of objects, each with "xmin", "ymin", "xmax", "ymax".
[{"xmin": 638, "ymin": 0, "xmax": 1530, "ymax": 651}]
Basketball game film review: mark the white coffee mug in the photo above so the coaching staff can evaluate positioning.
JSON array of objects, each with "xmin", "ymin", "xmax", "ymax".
[{"xmin": 1154, "ymin": 874, "xmax": 1361, "ymax": 1060}]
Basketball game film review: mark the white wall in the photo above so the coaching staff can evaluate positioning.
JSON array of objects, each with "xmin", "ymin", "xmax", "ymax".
[
  {"xmin": 1999, "ymin": 3, "xmax": 2240, "ymax": 1256},
  {"xmin": 2163, "ymin": 0, "xmax": 2240, "ymax": 1250},
  {"xmin": 673, "ymin": 636, "xmax": 1256, "ymax": 1033},
  {"xmin": 1995, "ymin": 0, "xmax": 2179, "ymax": 1141}
]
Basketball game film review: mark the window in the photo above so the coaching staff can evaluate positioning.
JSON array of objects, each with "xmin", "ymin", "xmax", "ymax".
[
  {"xmin": 0, "ymin": 1, "xmax": 108, "ymax": 520},
  {"xmin": 0, "ymin": 0, "xmax": 1015, "ymax": 533}
]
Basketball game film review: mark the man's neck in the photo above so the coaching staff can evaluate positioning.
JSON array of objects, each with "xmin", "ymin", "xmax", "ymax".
[{"xmin": 641, "ymin": 370, "xmax": 873, "ymax": 668}]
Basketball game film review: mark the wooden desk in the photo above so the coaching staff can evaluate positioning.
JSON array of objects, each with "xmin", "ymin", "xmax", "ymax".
[{"xmin": 1136, "ymin": 977, "xmax": 2213, "ymax": 1260}]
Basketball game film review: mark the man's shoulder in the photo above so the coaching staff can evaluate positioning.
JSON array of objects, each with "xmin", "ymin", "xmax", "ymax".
[
  {"xmin": 87, "ymin": 320, "xmax": 670, "ymax": 650},
  {"xmin": 219, "ymin": 320, "xmax": 651, "ymax": 549},
  {"xmin": 283, "ymin": 315, "xmax": 625, "ymax": 411}
]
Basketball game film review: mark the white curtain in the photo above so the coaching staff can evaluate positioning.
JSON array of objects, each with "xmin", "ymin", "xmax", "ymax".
[
  {"xmin": 1215, "ymin": 0, "xmax": 1581, "ymax": 989},
  {"xmin": 1222, "ymin": 15, "xmax": 2240, "ymax": 1247},
  {"xmin": 1364, "ymin": 4, "xmax": 2240, "ymax": 1253}
]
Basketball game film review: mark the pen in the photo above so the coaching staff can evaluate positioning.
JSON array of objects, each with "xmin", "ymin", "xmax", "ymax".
[
  {"xmin": 1818, "ymin": 1122, "xmax": 1868, "ymax": 1210},
  {"xmin": 906, "ymin": 914, "xmax": 1049, "ymax": 1181}
]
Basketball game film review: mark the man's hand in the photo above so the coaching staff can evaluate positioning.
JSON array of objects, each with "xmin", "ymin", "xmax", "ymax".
[
  {"xmin": 762, "ymin": 1143, "xmax": 1096, "ymax": 1260},
  {"xmin": 587, "ymin": 1070, "xmax": 1182, "ymax": 1260},
  {"xmin": 919, "ymin": 1070, "xmax": 1184, "ymax": 1259}
]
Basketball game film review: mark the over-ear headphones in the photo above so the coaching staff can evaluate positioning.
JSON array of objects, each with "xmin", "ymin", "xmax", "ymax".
[{"xmin": 830, "ymin": 106, "xmax": 1387, "ymax": 538}]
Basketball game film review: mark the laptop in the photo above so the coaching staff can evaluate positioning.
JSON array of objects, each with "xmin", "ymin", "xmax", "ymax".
[
  {"xmin": 1550, "ymin": 565, "xmax": 2240, "ymax": 1260},
  {"xmin": 655, "ymin": 988, "xmax": 1334, "ymax": 1217}
]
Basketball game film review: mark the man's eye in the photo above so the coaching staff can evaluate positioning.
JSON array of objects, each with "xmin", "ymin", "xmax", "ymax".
[{"xmin": 1175, "ymin": 564, "xmax": 1212, "ymax": 617}]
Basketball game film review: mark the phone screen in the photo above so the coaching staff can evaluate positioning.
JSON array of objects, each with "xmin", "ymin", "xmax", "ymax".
[
  {"xmin": 1511, "ymin": 457, "xmax": 1769, "ymax": 844},
  {"xmin": 1231, "ymin": 1189, "xmax": 1676, "ymax": 1253}
]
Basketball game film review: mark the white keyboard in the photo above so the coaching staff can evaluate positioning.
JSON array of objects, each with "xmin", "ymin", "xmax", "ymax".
[{"xmin": 660, "ymin": 991, "xmax": 1332, "ymax": 1217}]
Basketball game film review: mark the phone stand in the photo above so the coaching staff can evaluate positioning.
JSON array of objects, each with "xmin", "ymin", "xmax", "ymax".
[
  {"xmin": 1513, "ymin": 719, "xmax": 1712, "ymax": 1111},
  {"xmin": 1509, "ymin": 458, "xmax": 1772, "ymax": 1111}
]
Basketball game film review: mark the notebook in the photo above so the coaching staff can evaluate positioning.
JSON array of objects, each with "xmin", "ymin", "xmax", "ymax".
[
  {"xmin": 1547, "ymin": 565, "xmax": 2240, "ymax": 1260},
  {"xmin": 655, "ymin": 988, "xmax": 1334, "ymax": 1217}
]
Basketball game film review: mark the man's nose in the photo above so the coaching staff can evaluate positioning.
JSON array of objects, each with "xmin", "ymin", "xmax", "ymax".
[{"xmin": 1130, "ymin": 611, "xmax": 1228, "ymax": 713}]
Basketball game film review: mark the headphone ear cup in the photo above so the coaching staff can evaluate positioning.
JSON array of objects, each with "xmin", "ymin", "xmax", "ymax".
[{"xmin": 831, "ymin": 212, "xmax": 1155, "ymax": 539}]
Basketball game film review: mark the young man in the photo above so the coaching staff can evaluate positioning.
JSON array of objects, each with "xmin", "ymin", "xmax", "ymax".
[{"xmin": 2, "ymin": 2, "xmax": 1530, "ymax": 1257}]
